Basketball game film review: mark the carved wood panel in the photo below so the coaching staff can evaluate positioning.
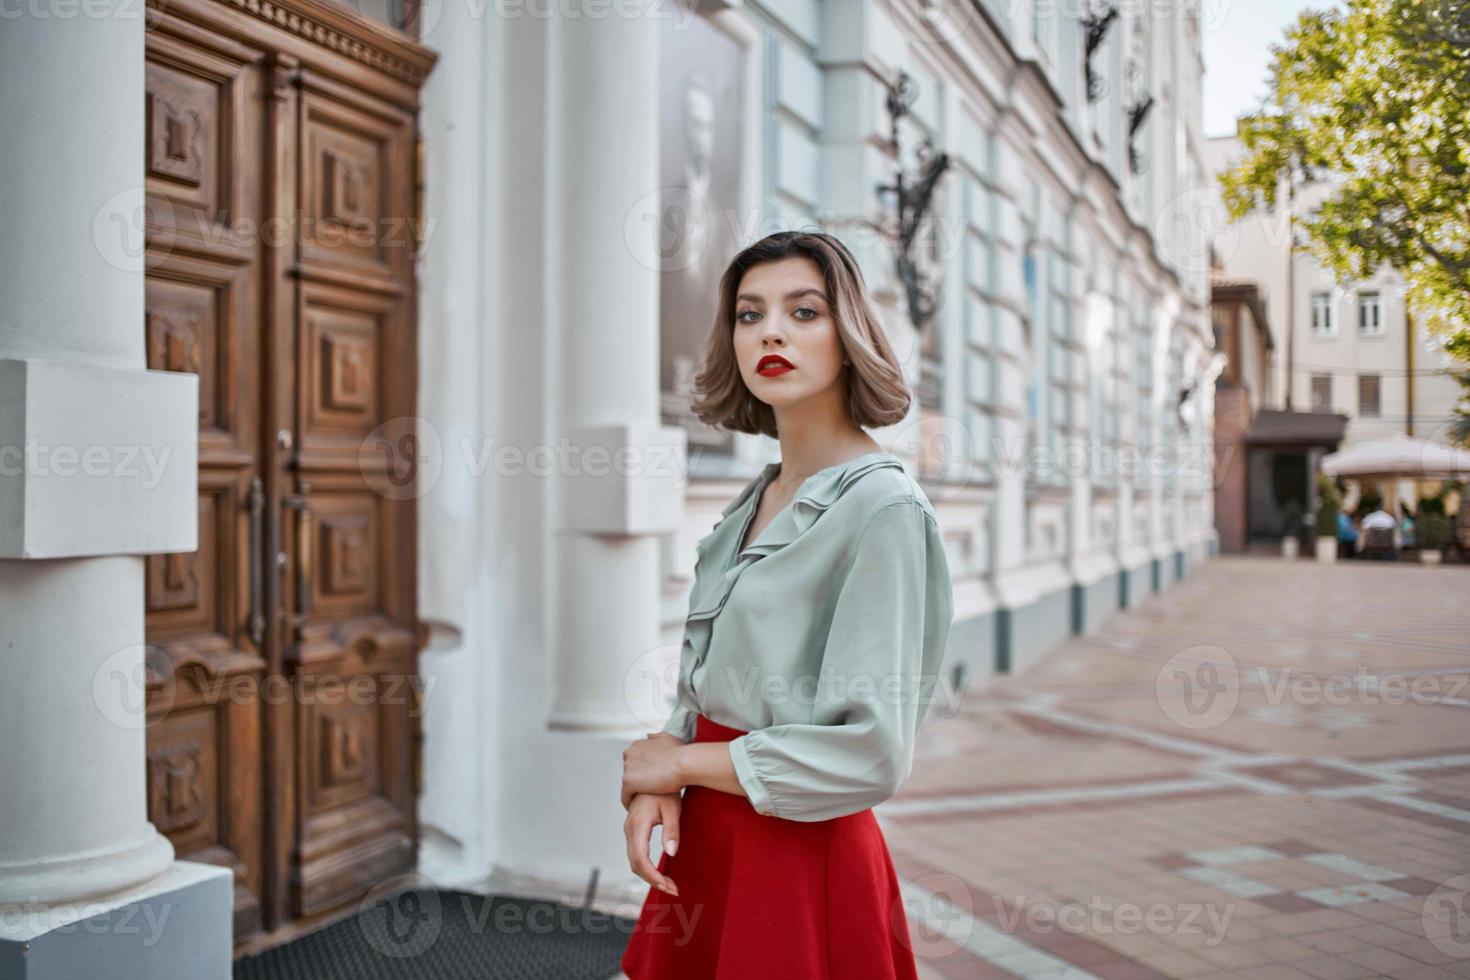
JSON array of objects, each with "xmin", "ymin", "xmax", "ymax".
[
  {"xmin": 285, "ymin": 79, "xmax": 420, "ymax": 923},
  {"xmin": 143, "ymin": 0, "xmax": 430, "ymax": 952},
  {"xmin": 144, "ymin": 23, "xmax": 268, "ymax": 946}
]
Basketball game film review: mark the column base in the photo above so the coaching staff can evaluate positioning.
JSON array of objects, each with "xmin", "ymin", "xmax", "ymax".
[
  {"xmin": 0, "ymin": 862, "xmax": 232, "ymax": 980},
  {"xmin": 0, "ymin": 828, "xmax": 173, "ymax": 907}
]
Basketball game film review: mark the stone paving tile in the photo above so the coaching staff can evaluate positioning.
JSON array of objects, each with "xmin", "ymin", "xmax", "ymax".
[{"xmin": 880, "ymin": 557, "xmax": 1470, "ymax": 979}]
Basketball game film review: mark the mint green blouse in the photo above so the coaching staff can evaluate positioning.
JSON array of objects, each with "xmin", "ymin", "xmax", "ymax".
[{"xmin": 660, "ymin": 450, "xmax": 954, "ymax": 822}]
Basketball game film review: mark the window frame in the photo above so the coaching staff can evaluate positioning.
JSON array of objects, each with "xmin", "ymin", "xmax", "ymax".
[
  {"xmin": 1357, "ymin": 290, "xmax": 1382, "ymax": 336},
  {"xmin": 1358, "ymin": 373, "xmax": 1381, "ymax": 417},
  {"xmin": 1310, "ymin": 291, "xmax": 1335, "ymax": 337},
  {"xmin": 1310, "ymin": 373, "xmax": 1333, "ymax": 412}
]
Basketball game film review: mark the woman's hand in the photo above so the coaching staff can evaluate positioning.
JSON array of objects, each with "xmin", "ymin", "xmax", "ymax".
[
  {"xmin": 621, "ymin": 732, "xmax": 686, "ymax": 808},
  {"xmin": 624, "ymin": 792, "xmax": 681, "ymax": 897}
]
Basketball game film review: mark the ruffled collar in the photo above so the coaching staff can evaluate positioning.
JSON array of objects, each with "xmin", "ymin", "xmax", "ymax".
[{"xmin": 685, "ymin": 450, "xmax": 904, "ymax": 622}]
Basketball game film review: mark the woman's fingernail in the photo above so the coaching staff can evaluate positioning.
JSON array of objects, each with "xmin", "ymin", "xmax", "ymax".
[{"xmin": 665, "ymin": 839, "xmax": 677, "ymax": 856}]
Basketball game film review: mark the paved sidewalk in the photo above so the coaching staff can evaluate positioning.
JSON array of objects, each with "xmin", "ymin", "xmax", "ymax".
[{"xmin": 882, "ymin": 556, "xmax": 1470, "ymax": 980}]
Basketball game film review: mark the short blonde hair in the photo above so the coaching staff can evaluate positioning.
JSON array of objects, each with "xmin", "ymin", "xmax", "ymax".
[{"xmin": 689, "ymin": 230, "xmax": 912, "ymax": 438}]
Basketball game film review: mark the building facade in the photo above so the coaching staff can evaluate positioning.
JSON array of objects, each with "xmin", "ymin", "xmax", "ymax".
[
  {"xmin": 1205, "ymin": 134, "xmax": 1462, "ymax": 461},
  {"xmin": 0, "ymin": 0, "xmax": 1214, "ymax": 969}
]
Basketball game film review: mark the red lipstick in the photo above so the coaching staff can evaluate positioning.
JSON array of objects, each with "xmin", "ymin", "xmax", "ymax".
[{"xmin": 756, "ymin": 354, "xmax": 795, "ymax": 377}]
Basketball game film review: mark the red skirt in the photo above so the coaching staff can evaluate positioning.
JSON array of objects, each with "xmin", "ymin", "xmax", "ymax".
[{"xmin": 619, "ymin": 713, "xmax": 919, "ymax": 980}]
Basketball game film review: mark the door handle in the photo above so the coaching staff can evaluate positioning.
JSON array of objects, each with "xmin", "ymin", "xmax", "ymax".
[
  {"xmin": 246, "ymin": 477, "xmax": 265, "ymax": 647},
  {"xmin": 283, "ymin": 479, "xmax": 313, "ymax": 628}
]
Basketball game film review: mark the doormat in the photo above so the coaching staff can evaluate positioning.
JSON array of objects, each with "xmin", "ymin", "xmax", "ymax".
[{"xmin": 234, "ymin": 890, "xmax": 634, "ymax": 980}]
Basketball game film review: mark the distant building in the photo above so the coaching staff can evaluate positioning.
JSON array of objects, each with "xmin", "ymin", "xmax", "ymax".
[
  {"xmin": 1205, "ymin": 132, "xmax": 1462, "ymax": 516},
  {"xmin": 1211, "ymin": 272, "xmax": 1347, "ymax": 551}
]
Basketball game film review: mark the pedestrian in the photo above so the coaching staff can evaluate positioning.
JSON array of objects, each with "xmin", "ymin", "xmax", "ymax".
[
  {"xmin": 618, "ymin": 231, "xmax": 955, "ymax": 980},
  {"xmin": 1337, "ymin": 508, "xmax": 1358, "ymax": 559},
  {"xmin": 1360, "ymin": 503, "xmax": 1400, "ymax": 558}
]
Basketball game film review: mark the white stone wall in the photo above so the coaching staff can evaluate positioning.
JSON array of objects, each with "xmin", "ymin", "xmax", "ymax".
[{"xmin": 413, "ymin": 0, "xmax": 1215, "ymax": 904}]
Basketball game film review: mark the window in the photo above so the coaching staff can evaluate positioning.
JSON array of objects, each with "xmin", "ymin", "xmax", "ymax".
[
  {"xmin": 1310, "ymin": 373, "xmax": 1333, "ymax": 412},
  {"xmin": 1311, "ymin": 291, "xmax": 1335, "ymax": 336},
  {"xmin": 1358, "ymin": 291, "xmax": 1382, "ymax": 335},
  {"xmin": 1032, "ymin": 1, "xmax": 1056, "ymax": 63},
  {"xmin": 1023, "ymin": 248, "xmax": 1040, "ymax": 430},
  {"xmin": 1358, "ymin": 374, "xmax": 1381, "ymax": 417}
]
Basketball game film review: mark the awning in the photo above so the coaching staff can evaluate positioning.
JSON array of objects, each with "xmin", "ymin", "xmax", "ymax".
[
  {"xmin": 1243, "ymin": 410, "xmax": 1350, "ymax": 447},
  {"xmin": 1321, "ymin": 434, "xmax": 1470, "ymax": 480}
]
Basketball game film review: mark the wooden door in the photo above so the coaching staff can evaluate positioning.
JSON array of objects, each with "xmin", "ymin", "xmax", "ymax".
[{"xmin": 142, "ymin": 0, "xmax": 433, "ymax": 948}]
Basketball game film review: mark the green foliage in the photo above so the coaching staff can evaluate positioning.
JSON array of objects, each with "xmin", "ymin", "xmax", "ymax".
[
  {"xmin": 1449, "ymin": 332, "xmax": 1470, "ymax": 447},
  {"xmin": 1418, "ymin": 491, "xmax": 1448, "ymax": 516},
  {"xmin": 1315, "ymin": 472, "xmax": 1342, "ymax": 536},
  {"xmin": 1282, "ymin": 499, "xmax": 1306, "ymax": 536},
  {"xmin": 1217, "ymin": 0, "xmax": 1470, "ymax": 339},
  {"xmin": 1418, "ymin": 511, "xmax": 1453, "ymax": 549}
]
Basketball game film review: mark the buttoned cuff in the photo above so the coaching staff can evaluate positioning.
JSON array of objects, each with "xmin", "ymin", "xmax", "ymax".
[{"xmin": 727, "ymin": 734, "xmax": 778, "ymax": 817}]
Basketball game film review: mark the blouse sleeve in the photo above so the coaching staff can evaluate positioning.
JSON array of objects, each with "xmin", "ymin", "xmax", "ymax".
[
  {"xmin": 660, "ymin": 685, "xmax": 697, "ymax": 744},
  {"xmin": 726, "ymin": 498, "xmax": 952, "ymax": 822}
]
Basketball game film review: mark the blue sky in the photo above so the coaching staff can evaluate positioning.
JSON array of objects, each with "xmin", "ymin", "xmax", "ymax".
[{"xmin": 1201, "ymin": 0, "xmax": 1342, "ymax": 137}]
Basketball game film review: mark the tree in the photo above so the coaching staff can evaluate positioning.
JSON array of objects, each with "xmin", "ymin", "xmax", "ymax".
[
  {"xmin": 1447, "ymin": 330, "xmax": 1470, "ymax": 446},
  {"xmin": 1218, "ymin": 0, "xmax": 1470, "ymax": 346}
]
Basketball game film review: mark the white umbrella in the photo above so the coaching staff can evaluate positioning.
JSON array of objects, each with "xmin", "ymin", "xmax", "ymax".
[{"xmin": 1321, "ymin": 434, "xmax": 1470, "ymax": 481}]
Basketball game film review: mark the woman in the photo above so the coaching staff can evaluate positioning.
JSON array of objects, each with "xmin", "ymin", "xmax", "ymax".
[{"xmin": 618, "ymin": 231, "xmax": 954, "ymax": 979}]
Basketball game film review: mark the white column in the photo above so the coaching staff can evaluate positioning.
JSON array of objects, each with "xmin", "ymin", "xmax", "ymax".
[
  {"xmin": 0, "ymin": 0, "xmax": 193, "ymax": 906},
  {"xmin": 989, "ymin": 125, "xmax": 1031, "ymax": 589},
  {"xmin": 547, "ymin": 10, "xmax": 685, "ymax": 732}
]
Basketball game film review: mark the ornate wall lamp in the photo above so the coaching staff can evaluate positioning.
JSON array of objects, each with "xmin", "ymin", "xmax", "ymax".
[
  {"xmin": 1125, "ymin": 56, "xmax": 1154, "ymax": 174},
  {"xmin": 875, "ymin": 70, "xmax": 951, "ymax": 334},
  {"xmin": 1082, "ymin": 0, "xmax": 1118, "ymax": 102}
]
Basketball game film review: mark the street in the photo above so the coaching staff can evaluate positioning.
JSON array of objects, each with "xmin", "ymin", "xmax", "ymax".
[{"xmin": 885, "ymin": 556, "xmax": 1470, "ymax": 980}]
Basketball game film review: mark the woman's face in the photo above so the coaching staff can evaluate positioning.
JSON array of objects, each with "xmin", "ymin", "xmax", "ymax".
[{"xmin": 732, "ymin": 255, "xmax": 844, "ymax": 408}]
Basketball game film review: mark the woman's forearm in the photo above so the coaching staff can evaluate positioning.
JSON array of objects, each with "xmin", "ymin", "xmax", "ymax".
[{"xmin": 676, "ymin": 742, "xmax": 747, "ymax": 798}]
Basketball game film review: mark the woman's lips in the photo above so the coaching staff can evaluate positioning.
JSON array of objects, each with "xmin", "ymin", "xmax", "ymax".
[{"xmin": 757, "ymin": 356, "xmax": 794, "ymax": 377}]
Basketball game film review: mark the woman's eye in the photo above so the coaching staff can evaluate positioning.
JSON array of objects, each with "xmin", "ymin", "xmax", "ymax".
[
  {"xmin": 736, "ymin": 310, "xmax": 760, "ymax": 323},
  {"xmin": 793, "ymin": 306, "xmax": 820, "ymax": 321}
]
